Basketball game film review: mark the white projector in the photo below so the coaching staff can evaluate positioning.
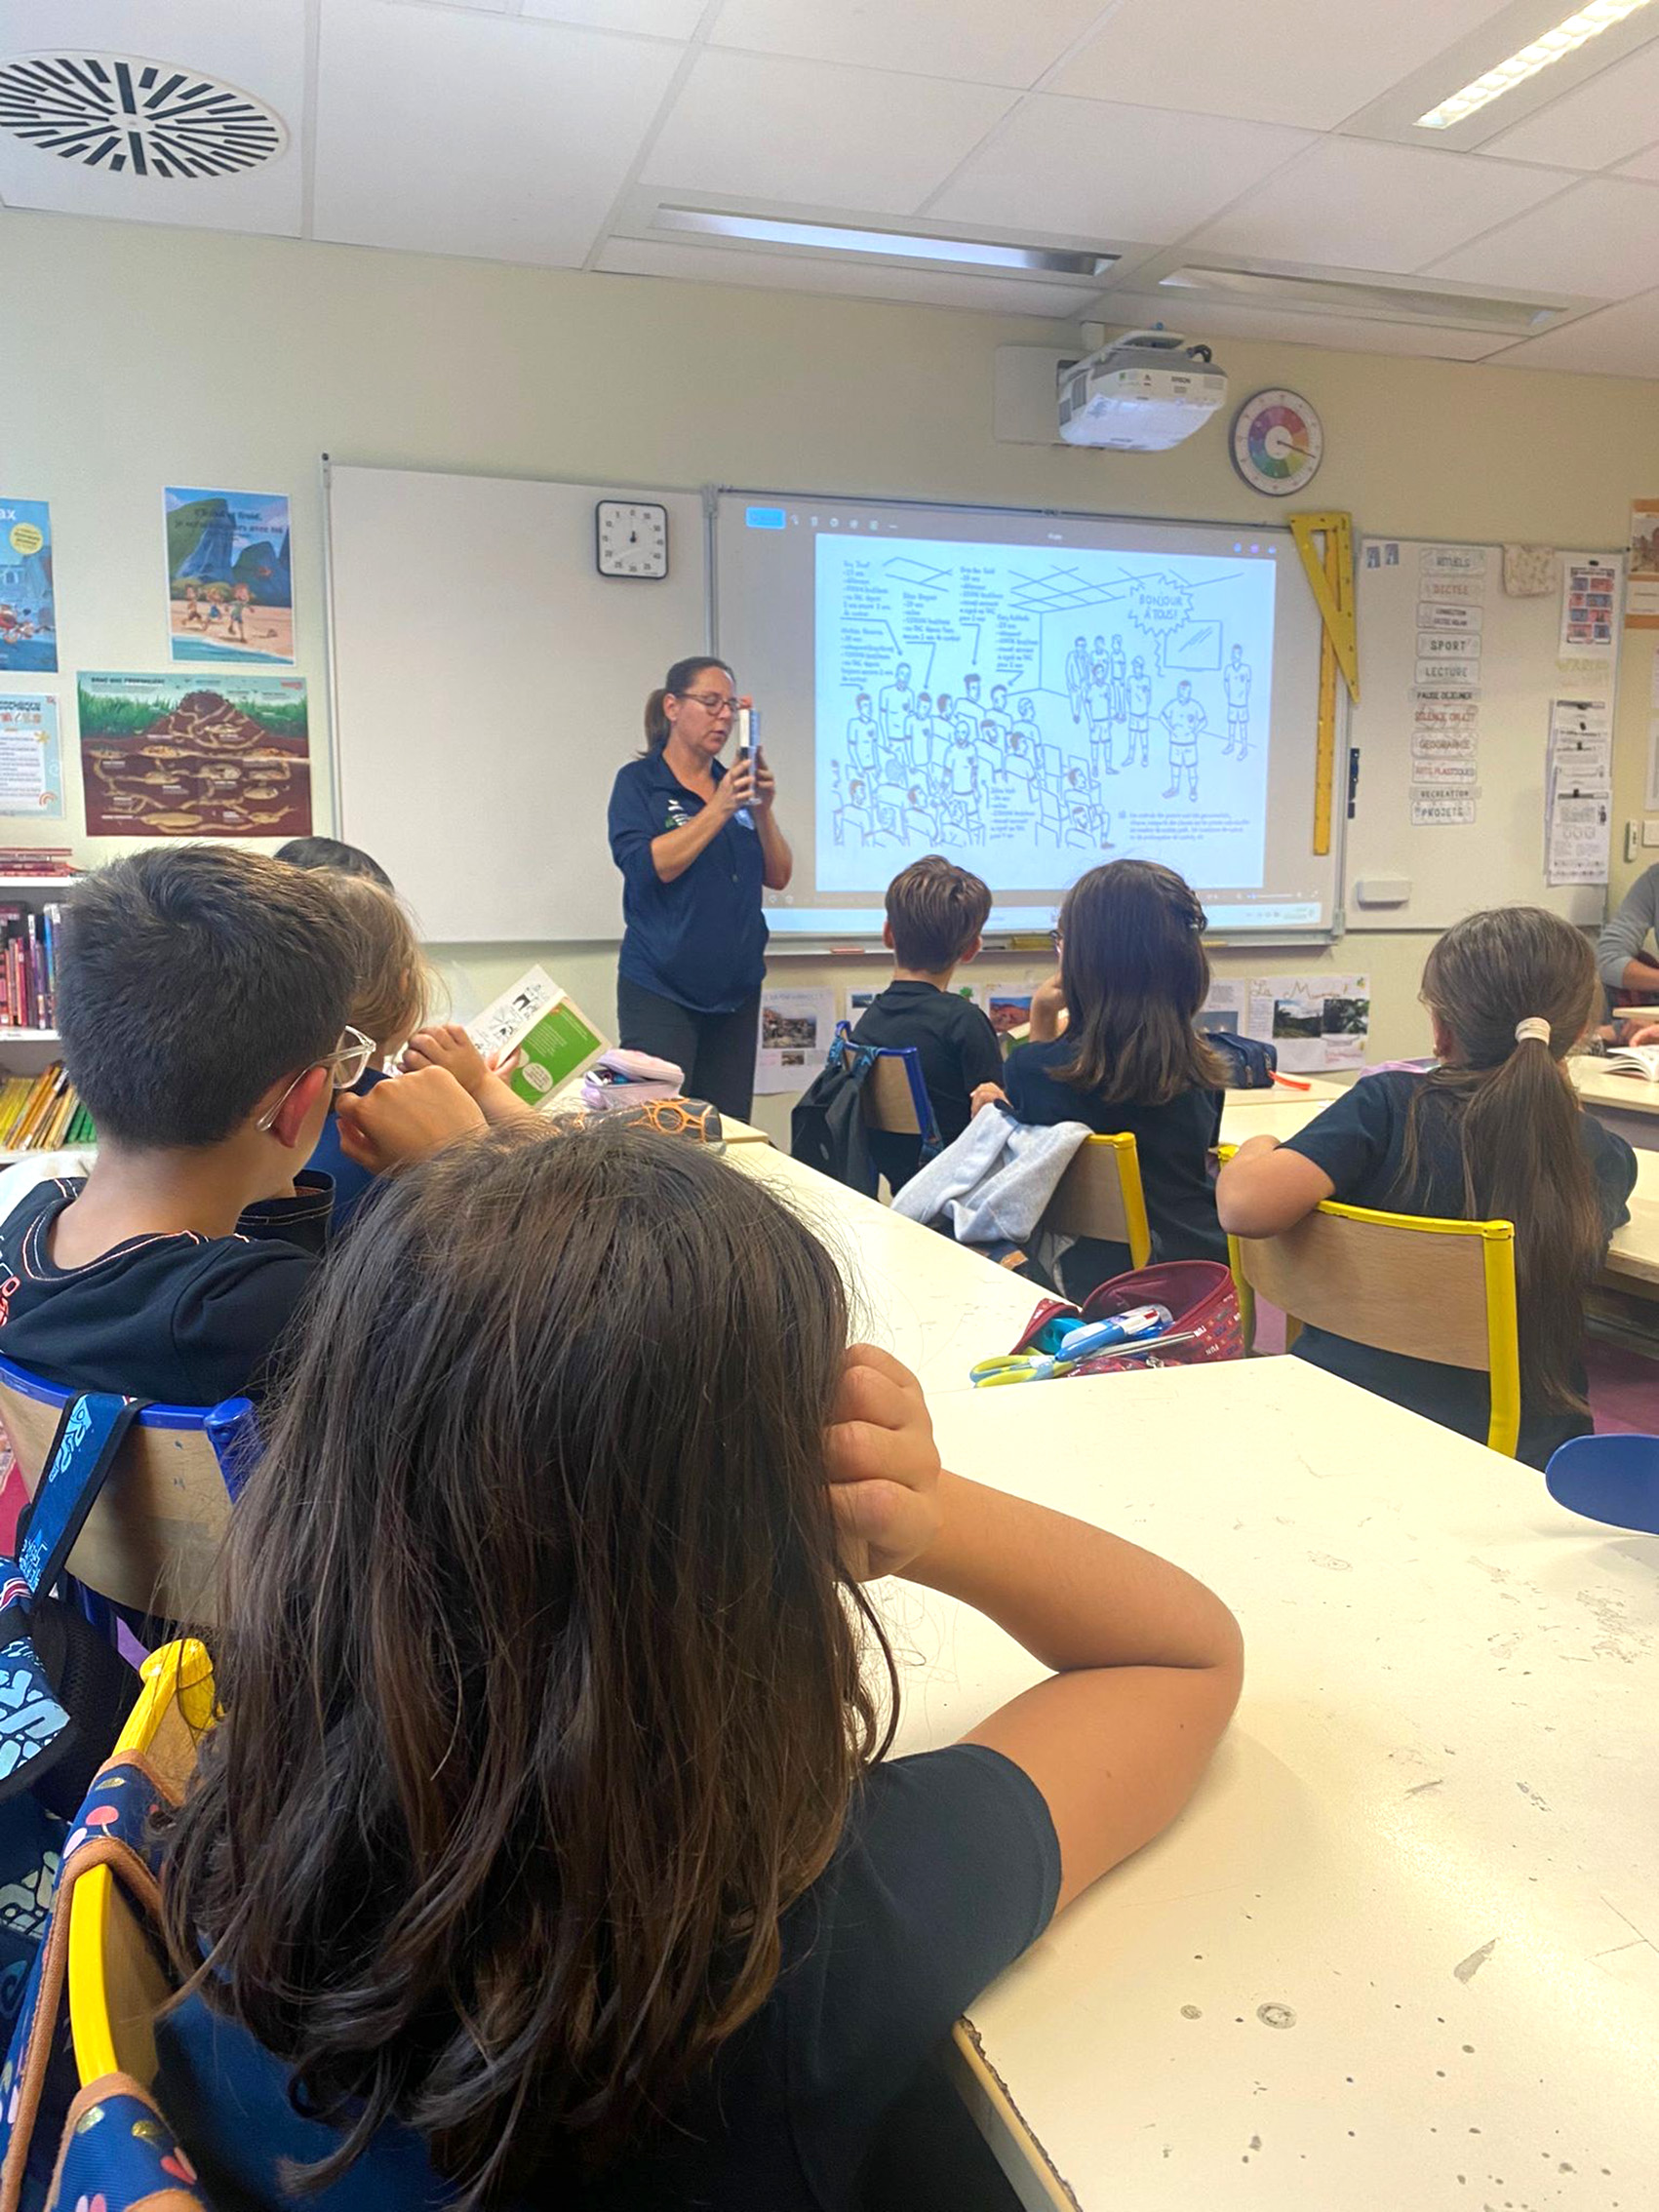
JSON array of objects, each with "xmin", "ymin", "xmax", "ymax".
[{"xmin": 1057, "ymin": 330, "xmax": 1227, "ymax": 453}]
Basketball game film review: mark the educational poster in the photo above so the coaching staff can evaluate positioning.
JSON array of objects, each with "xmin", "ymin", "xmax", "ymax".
[
  {"xmin": 0, "ymin": 694, "xmax": 63, "ymax": 819},
  {"xmin": 1558, "ymin": 554, "xmax": 1621, "ymax": 665},
  {"xmin": 165, "ymin": 487, "xmax": 294, "ymax": 664},
  {"xmin": 1197, "ymin": 978, "xmax": 1244, "ymax": 1035},
  {"xmin": 77, "ymin": 672, "xmax": 311, "ymax": 837},
  {"xmin": 986, "ymin": 986, "xmax": 1034, "ymax": 1037},
  {"xmin": 1646, "ymin": 653, "xmax": 1659, "ymax": 813},
  {"xmin": 0, "ymin": 500, "xmax": 56, "ymax": 674},
  {"xmin": 1628, "ymin": 501, "xmax": 1659, "ymax": 629},
  {"xmin": 1246, "ymin": 974, "xmax": 1370, "ymax": 1072},
  {"xmin": 1545, "ymin": 698, "xmax": 1611, "ymax": 887},
  {"xmin": 755, "ymin": 985, "xmax": 836, "ymax": 1093},
  {"xmin": 814, "ymin": 533, "xmax": 1277, "ymax": 896},
  {"xmin": 1404, "ymin": 546, "xmax": 1485, "ymax": 827}
]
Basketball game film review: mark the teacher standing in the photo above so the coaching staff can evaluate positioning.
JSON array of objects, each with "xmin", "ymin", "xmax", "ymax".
[{"xmin": 608, "ymin": 655, "xmax": 792, "ymax": 1121}]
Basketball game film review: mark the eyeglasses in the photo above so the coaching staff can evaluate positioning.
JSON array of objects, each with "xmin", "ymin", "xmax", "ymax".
[
  {"xmin": 257, "ymin": 1024, "xmax": 376, "ymax": 1132},
  {"xmin": 1050, "ymin": 928, "xmax": 1064, "ymax": 952},
  {"xmin": 677, "ymin": 691, "xmax": 736, "ymax": 716}
]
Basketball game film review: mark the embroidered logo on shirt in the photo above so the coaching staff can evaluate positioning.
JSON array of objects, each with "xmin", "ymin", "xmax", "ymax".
[{"xmin": 664, "ymin": 801, "xmax": 691, "ymax": 830}]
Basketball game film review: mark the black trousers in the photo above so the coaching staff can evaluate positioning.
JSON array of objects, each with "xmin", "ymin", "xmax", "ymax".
[{"xmin": 615, "ymin": 975, "xmax": 762, "ymax": 1123}]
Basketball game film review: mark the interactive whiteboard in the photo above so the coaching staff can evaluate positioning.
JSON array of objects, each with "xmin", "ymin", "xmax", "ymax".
[{"xmin": 714, "ymin": 492, "xmax": 1341, "ymax": 942}]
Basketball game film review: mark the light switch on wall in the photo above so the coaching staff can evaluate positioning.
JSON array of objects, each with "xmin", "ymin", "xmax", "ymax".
[
  {"xmin": 1643, "ymin": 819, "xmax": 1659, "ymax": 849},
  {"xmin": 1627, "ymin": 821, "xmax": 1642, "ymax": 863}
]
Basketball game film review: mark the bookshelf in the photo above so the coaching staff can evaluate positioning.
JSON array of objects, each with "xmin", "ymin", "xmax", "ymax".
[{"xmin": 0, "ymin": 868, "xmax": 84, "ymax": 1156}]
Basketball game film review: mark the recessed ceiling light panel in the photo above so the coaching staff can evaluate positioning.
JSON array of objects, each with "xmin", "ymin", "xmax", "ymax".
[
  {"xmin": 1416, "ymin": 0, "xmax": 1657, "ymax": 128},
  {"xmin": 654, "ymin": 205, "xmax": 1115, "ymax": 279},
  {"xmin": 0, "ymin": 51, "xmax": 287, "ymax": 178}
]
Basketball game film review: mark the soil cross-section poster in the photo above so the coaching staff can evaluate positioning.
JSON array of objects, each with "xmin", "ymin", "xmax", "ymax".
[
  {"xmin": 77, "ymin": 673, "xmax": 312, "ymax": 837},
  {"xmin": 165, "ymin": 487, "xmax": 294, "ymax": 664}
]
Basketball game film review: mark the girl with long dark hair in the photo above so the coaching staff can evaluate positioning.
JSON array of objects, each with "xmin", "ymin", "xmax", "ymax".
[
  {"xmin": 1217, "ymin": 905, "xmax": 1636, "ymax": 1466},
  {"xmin": 158, "ymin": 1121, "xmax": 1241, "ymax": 2209}
]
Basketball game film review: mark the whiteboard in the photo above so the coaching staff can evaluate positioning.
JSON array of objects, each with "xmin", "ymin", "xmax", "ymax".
[
  {"xmin": 1344, "ymin": 537, "xmax": 1620, "ymax": 931},
  {"xmin": 324, "ymin": 463, "xmax": 708, "ymax": 942}
]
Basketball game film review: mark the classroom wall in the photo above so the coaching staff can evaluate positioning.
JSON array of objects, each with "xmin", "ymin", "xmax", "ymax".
[{"xmin": 7, "ymin": 205, "xmax": 1659, "ymax": 1134}]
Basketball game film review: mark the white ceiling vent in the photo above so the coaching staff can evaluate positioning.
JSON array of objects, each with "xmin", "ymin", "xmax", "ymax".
[{"xmin": 0, "ymin": 52, "xmax": 286, "ymax": 178}]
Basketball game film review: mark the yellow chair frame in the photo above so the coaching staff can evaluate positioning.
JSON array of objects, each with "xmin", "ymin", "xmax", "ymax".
[
  {"xmin": 1226, "ymin": 1197, "xmax": 1522, "ymax": 1457},
  {"xmin": 1039, "ymin": 1132, "xmax": 1153, "ymax": 1271},
  {"xmin": 68, "ymin": 1639, "xmax": 216, "ymax": 2089}
]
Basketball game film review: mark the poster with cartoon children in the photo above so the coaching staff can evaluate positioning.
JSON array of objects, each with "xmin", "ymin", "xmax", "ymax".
[{"xmin": 166, "ymin": 487, "xmax": 295, "ymax": 664}]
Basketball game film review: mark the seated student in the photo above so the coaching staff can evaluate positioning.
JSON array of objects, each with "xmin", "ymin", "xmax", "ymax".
[
  {"xmin": 0, "ymin": 847, "xmax": 486, "ymax": 1406},
  {"xmin": 274, "ymin": 834, "xmax": 393, "ymax": 888},
  {"xmin": 850, "ymin": 854, "xmax": 1003, "ymax": 1191},
  {"xmin": 303, "ymin": 873, "xmax": 436, "ymax": 1230},
  {"xmin": 1216, "ymin": 906, "xmax": 1636, "ymax": 1470},
  {"xmin": 974, "ymin": 860, "xmax": 1226, "ymax": 1300},
  {"xmin": 157, "ymin": 1122, "xmax": 1242, "ymax": 2210}
]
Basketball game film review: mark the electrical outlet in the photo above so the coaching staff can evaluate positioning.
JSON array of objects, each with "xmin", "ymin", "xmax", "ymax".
[{"xmin": 1643, "ymin": 819, "xmax": 1659, "ymax": 849}]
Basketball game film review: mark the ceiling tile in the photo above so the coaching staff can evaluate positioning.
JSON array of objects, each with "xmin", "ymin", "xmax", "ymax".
[
  {"xmin": 1050, "ymin": 0, "xmax": 1519, "ymax": 131},
  {"xmin": 1189, "ymin": 138, "xmax": 1566, "ymax": 275},
  {"xmin": 1488, "ymin": 286, "xmax": 1659, "ymax": 373},
  {"xmin": 523, "ymin": 0, "xmax": 709, "ymax": 33},
  {"xmin": 642, "ymin": 49, "xmax": 1015, "ymax": 208},
  {"xmin": 1426, "ymin": 176, "xmax": 1659, "ymax": 296},
  {"xmin": 1617, "ymin": 139, "xmax": 1659, "ymax": 183},
  {"xmin": 0, "ymin": 0, "xmax": 305, "ymax": 233},
  {"xmin": 596, "ymin": 233, "xmax": 1092, "ymax": 314},
  {"xmin": 313, "ymin": 0, "xmax": 683, "ymax": 265},
  {"xmin": 929, "ymin": 97, "xmax": 1313, "ymax": 241},
  {"xmin": 707, "ymin": 0, "xmax": 1106, "ymax": 91},
  {"xmin": 1098, "ymin": 291, "xmax": 1517, "ymax": 361},
  {"xmin": 1481, "ymin": 38, "xmax": 1659, "ymax": 171}
]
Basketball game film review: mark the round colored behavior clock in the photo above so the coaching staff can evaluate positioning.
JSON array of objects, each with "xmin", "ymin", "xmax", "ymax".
[{"xmin": 1230, "ymin": 388, "xmax": 1323, "ymax": 497}]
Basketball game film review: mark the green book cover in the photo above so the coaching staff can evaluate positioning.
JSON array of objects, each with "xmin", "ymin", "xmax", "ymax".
[{"xmin": 467, "ymin": 967, "xmax": 607, "ymax": 1112}]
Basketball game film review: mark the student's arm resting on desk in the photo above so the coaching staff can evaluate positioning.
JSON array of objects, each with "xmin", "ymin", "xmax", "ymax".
[
  {"xmin": 1217, "ymin": 1079, "xmax": 1394, "ymax": 1240},
  {"xmin": 828, "ymin": 1346, "xmax": 1243, "ymax": 1914}
]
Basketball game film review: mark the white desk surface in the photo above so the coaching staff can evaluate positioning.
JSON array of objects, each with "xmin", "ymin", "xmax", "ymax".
[
  {"xmin": 726, "ymin": 1144, "xmax": 1039, "ymax": 1395},
  {"xmin": 1221, "ymin": 1074, "xmax": 1347, "ymax": 1108},
  {"xmin": 890, "ymin": 1358, "xmax": 1657, "ymax": 2212},
  {"xmin": 1570, "ymin": 1056, "xmax": 1659, "ymax": 1120}
]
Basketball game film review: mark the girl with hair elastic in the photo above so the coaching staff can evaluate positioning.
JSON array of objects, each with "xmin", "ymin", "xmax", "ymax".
[
  {"xmin": 156, "ymin": 1121, "xmax": 1241, "ymax": 2210},
  {"xmin": 606, "ymin": 655, "xmax": 792, "ymax": 1120},
  {"xmin": 1217, "ymin": 905, "xmax": 1637, "ymax": 1467}
]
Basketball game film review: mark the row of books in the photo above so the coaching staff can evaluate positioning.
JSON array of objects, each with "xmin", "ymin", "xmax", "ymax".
[
  {"xmin": 0, "ymin": 849, "xmax": 73, "ymax": 879},
  {"xmin": 0, "ymin": 1065, "xmax": 92, "ymax": 1154},
  {"xmin": 0, "ymin": 904, "xmax": 61, "ymax": 1031}
]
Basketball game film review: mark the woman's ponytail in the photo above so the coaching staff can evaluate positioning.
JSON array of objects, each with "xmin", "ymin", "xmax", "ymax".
[
  {"xmin": 1407, "ymin": 910, "xmax": 1604, "ymax": 1413},
  {"xmin": 639, "ymin": 655, "xmax": 734, "ymax": 757}
]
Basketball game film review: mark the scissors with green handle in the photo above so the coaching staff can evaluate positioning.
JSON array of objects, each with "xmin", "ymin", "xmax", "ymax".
[{"xmin": 969, "ymin": 1350, "xmax": 1078, "ymax": 1388}]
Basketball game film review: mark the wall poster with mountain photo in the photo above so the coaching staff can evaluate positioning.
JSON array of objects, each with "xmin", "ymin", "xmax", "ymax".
[{"xmin": 165, "ymin": 487, "xmax": 294, "ymax": 664}]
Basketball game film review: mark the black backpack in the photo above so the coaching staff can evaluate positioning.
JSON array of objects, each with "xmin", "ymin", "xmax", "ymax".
[{"xmin": 790, "ymin": 1026, "xmax": 882, "ymax": 1197}]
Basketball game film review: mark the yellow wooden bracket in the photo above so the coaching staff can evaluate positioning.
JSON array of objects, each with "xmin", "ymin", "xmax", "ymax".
[{"xmin": 1290, "ymin": 511, "xmax": 1359, "ymax": 859}]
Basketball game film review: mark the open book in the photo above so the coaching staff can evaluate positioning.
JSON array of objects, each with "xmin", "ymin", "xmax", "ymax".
[
  {"xmin": 1603, "ymin": 1043, "xmax": 1659, "ymax": 1081},
  {"xmin": 467, "ymin": 967, "xmax": 607, "ymax": 1110}
]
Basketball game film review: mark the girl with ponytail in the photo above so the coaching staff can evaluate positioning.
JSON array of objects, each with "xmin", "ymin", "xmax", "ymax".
[{"xmin": 1217, "ymin": 907, "xmax": 1637, "ymax": 1467}]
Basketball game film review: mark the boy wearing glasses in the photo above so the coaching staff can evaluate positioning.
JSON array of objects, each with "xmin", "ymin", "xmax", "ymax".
[{"xmin": 0, "ymin": 847, "xmax": 484, "ymax": 1405}]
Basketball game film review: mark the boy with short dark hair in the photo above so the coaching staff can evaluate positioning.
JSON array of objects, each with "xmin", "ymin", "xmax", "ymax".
[
  {"xmin": 850, "ymin": 854, "xmax": 1003, "ymax": 1191},
  {"xmin": 0, "ymin": 846, "xmax": 483, "ymax": 1404}
]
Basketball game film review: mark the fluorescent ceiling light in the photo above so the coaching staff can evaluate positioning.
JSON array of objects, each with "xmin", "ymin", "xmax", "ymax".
[
  {"xmin": 1159, "ymin": 263, "xmax": 1568, "ymax": 333},
  {"xmin": 1416, "ymin": 0, "xmax": 1657, "ymax": 127},
  {"xmin": 653, "ymin": 205, "xmax": 1115, "ymax": 279}
]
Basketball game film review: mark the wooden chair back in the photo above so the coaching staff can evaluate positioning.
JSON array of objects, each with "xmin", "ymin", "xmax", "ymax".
[
  {"xmin": 1039, "ymin": 1133, "xmax": 1153, "ymax": 1269},
  {"xmin": 839, "ymin": 1039, "xmax": 932, "ymax": 1139},
  {"xmin": 1229, "ymin": 1200, "xmax": 1521, "ymax": 1455},
  {"xmin": 0, "ymin": 1363, "xmax": 246, "ymax": 1622}
]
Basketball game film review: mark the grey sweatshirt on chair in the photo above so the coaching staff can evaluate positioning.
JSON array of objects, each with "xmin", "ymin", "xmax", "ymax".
[{"xmin": 891, "ymin": 1106, "xmax": 1092, "ymax": 1246}]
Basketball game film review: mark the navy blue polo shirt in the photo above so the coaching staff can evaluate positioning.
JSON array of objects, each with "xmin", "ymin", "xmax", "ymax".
[{"xmin": 609, "ymin": 753, "xmax": 768, "ymax": 1013}]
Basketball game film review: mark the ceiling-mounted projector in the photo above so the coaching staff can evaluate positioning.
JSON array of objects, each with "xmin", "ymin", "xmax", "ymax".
[{"xmin": 1057, "ymin": 330, "xmax": 1227, "ymax": 453}]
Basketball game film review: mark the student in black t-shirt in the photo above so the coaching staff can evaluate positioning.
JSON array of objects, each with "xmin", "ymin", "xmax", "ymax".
[
  {"xmin": 850, "ymin": 854, "xmax": 1004, "ymax": 1191},
  {"xmin": 0, "ymin": 846, "xmax": 488, "ymax": 1407},
  {"xmin": 156, "ymin": 1122, "xmax": 1243, "ymax": 2211},
  {"xmin": 1217, "ymin": 906, "xmax": 1636, "ymax": 1469},
  {"xmin": 973, "ymin": 860, "xmax": 1227, "ymax": 1299}
]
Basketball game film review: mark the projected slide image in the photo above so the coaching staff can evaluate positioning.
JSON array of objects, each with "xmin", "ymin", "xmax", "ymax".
[{"xmin": 815, "ymin": 534, "xmax": 1276, "ymax": 895}]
